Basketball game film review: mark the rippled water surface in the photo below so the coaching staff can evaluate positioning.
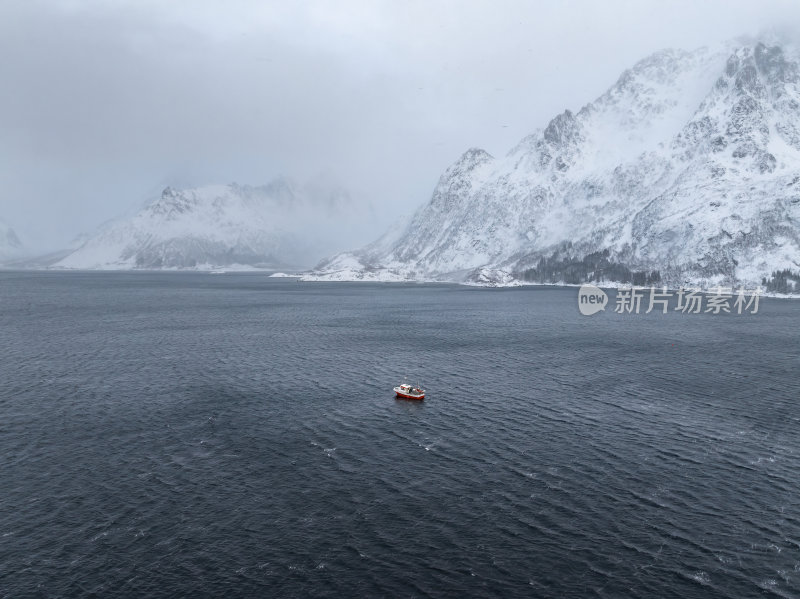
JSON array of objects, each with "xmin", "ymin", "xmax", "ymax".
[{"xmin": 1, "ymin": 271, "xmax": 799, "ymax": 598}]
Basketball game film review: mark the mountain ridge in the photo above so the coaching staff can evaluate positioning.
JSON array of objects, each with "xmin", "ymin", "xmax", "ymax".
[
  {"xmin": 54, "ymin": 178, "xmax": 375, "ymax": 270},
  {"xmin": 308, "ymin": 40, "xmax": 800, "ymax": 289}
]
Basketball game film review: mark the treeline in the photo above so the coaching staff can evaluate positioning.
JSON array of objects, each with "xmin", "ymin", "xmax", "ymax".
[
  {"xmin": 517, "ymin": 249, "xmax": 661, "ymax": 286},
  {"xmin": 761, "ymin": 269, "xmax": 800, "ymax": 293}
]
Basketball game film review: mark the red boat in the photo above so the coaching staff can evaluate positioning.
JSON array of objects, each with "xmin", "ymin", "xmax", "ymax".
[{"xmin": 394, "ymin": 383, "xmax": 425, "ymax": 400}]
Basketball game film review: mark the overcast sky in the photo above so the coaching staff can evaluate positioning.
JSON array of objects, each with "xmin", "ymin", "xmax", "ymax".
[{"xmin": 2, "ymin": 0, "xmax": 799, "ymax": 251}]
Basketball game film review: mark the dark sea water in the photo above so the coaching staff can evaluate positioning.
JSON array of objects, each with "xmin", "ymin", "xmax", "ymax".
[{"xmin": 1, "ymin": 271, "xmax": 799, "ymax": 598}]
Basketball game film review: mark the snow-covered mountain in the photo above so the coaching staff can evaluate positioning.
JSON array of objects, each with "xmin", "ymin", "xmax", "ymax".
[
  {"xmin": 56, "ymin": 178, "xmax": 375, "ymax": 270},
  {"xmin": 310, "ymin": 39, "xmax": 800, "ymax": 288}
]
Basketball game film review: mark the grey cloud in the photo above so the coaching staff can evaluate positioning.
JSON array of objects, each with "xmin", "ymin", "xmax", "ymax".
[{"xmin": 1, "ymin": 0, "xmax": 799, "ymax": 251}]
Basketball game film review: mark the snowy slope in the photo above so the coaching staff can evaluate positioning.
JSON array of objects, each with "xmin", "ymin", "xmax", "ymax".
[
  {"xmin": 57, "ymin": 178, "xmax": 373, "ymax": 270},
  {"xmin": 310, "ymin": 40, "xmax": 800, "ymax": 287}
]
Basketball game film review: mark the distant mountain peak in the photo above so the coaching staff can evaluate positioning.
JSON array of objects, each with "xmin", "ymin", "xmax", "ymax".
[
  {"xmin": 543, "ymin": 109, "xmax": 580, "ymax": 147},
  {"xmin": 2, "ymin": 224, "xmax": 22, "ymax": 250},
  {"xmin": 455, "ymin": 147, "xmax": 494, "ymax": 168},
  {"xmin": 55, "ymin": 177, "xmax": 377, "ymax": 270},
  {"xmin": 0, "ymin": 218, "xmax": 24, "ymax": 263}
]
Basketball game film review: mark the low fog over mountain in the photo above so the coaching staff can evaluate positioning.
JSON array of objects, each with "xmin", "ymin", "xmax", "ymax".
[{"xmin": 55, "ymin": 177, "xmax": 377, "ymax": 270}]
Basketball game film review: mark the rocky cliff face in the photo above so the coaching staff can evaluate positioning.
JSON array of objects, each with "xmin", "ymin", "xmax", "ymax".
[{"xmin": 310, "ymin": 40, "xmax": 800, "ymax": 288}]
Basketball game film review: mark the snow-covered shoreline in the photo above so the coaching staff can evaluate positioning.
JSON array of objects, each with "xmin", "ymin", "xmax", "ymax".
[
  {"xmin": 298, "ymin": 268, "xmax": 800, "ymax": 298},
  {"xmin": 3, "ymin": 264, "xmax": 797, "ymax": 299}
]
